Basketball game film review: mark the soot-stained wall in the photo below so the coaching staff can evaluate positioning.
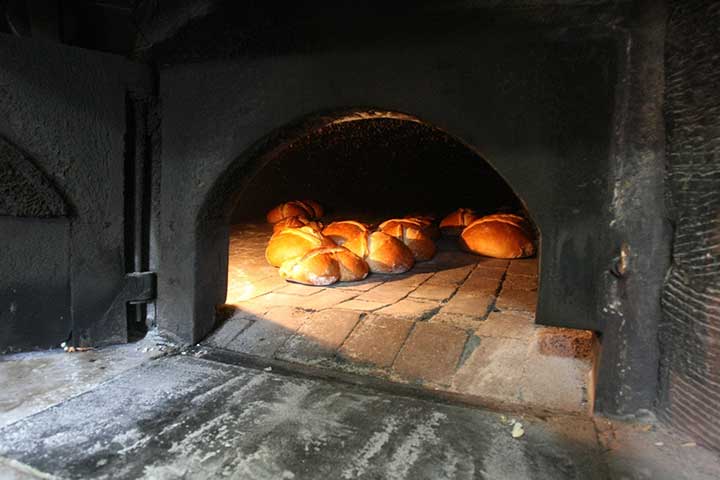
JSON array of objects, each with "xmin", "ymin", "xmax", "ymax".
[
  {"xmin": 156, "ymin": 4, "xmax": 620, "ymax": 342},
  {"xmin": 231, "ymin": 119, "xmax": 522, "ymax": 222},
  {"xmin": 659, "ymin": 0, "xmax": 720, "ymax": 451},
  {"xmin": 154, "ymin": 1, "xmax": 671, "ymax": 415},
  {"xmin": 0, "ymin": 34, "xmax": 150, "ymax": 351}
]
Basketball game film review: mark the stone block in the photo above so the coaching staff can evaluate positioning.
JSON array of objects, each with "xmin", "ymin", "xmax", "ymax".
[
  {"xmin": 409, "ymin": 283, "xmax": 457, "ymax": 301},
  {"xmin": 376, "ymin": 298, "xmax": 438, "ymax": 320},
  {"xmin": 354, "ymin": 283, "xmax": 415, "ymax": 304},
  {"xmin": 440, "ymin": 293, "xmax": 494, "ymax": 318},
  {"xmin": 425, "ymin": 265, "xmax": 475, "ymax": 286},
  {"xmin": 475, "ymin": 311, "xmax": 537, "ymax": 340},
  {"xmin": 225, "ymin": 306, "xmax": 311, "ymax": 357},
  {"xmin": 392, "ymin": 322, "xmax": 468, "ymax": 386},
  {"xmin": 336, "ymin": 299, "xmax": 387, "ymax": 311},
  {"xmin": 496, "ymin": 288, "xmax": 537, "ymax": 313},
  {"xmin": 300, "ymin": 289, "xmax": 360, "ymax": 311},
  {"xmin": 275, "ymin": 283, "xmax": 327, "ymax": 296},
  {"xmin": 535, "ymin": 327, "xmax": 595, "ymax": 359},
  {"xmin": 338, "ymin": 315, "xmax": 414, "ymax": 368},
  {"xmin": 507, "ymin": 259, "xmax": 538, "ymax": 276},
  {"xmin": 450, "ymin": 336, "xmax": 528, "ymax": 405},
  {"xmin": 276, "ymin": 310, "xmax": 362, "ymax": 364}
]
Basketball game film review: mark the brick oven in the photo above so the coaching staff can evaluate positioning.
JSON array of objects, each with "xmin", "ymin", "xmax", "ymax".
[{"xmin": 1, "ymin": 0, "xmax": 718, "ymax": 451}]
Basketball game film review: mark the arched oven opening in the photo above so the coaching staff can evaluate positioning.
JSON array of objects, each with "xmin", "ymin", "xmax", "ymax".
[{"xmin": 206, "ymin": 110, "xmax": 597, "ymax": 415}]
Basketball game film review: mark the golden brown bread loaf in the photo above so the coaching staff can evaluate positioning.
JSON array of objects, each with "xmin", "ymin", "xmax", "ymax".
[
  {"xmin": 322, "ymin": 220, "xmax": 369, "ymax": 246},
  {"xmin": 460, "ymin": 214, "xmax": 535, "ymax": 259},
  {"xmin": 440, "ymin": 208, "xmax": 478, "ymax": 236},
  {"xmin": 272, "ymin": 216, "xmax": 323, "ymax": 234},
  {"xmin": 265, "ymin": 226, "xmax": 336, "ymax": 267},
  {"xmin": 278, "ymin": 246, "xmax": 369, "ymax": 285},
  {"xmin": 301, "ymin": 199, "xmax": 324, "ymax": 218},
  {"xmin": 403, "ymin": 215, "xmax": 440, "ymax": 240},
  {"xmin": 341, "ymin": 230, "xmax": 415, "ymax": 274},
  {"xmin": 266, "ymin": 200, "xmax": 323, "ymax": 223},
  {"xmin": 378, "ymin": 219, "xmax": 437, "ymax": 261}
]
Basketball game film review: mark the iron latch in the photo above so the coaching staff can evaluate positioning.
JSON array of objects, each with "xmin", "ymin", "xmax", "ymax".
[{"xmin": 125, "ymin": 271, "xmax": 157, "ymax": 304}]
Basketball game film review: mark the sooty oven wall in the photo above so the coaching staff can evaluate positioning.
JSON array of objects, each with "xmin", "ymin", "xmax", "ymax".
[
  {"xmin": 0, "ymin": 34, "xmax": 151, "ymax": 352},
  {"xmin": 659, "ymin": 0, "xmax": 720, "ymax": 451},
  {"xmin": 154, "ymin": 1, "xmax": 669, "ymax": 414},
  {"xmin": 230, "ymin": 119, "xmax": 523, "ymax": 222}
]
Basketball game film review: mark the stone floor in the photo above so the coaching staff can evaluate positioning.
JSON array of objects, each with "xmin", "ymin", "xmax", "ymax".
[
  {"xmin": 1, "ymin": 346, "xmax": 718, "ymax": 480},
  {"xmin": 212, "ymin": 223, "xmax": 596, "ymax": 415}
]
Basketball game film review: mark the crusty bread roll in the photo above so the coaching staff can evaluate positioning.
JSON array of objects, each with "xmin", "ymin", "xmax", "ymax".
[
  {"xmin": 302, "ymin": 199, "xmax": 324, "ymax": 218},
  {"xmin": 340, "ymin": 230, "xmax": 414, "ymax": 274},
  {"xmin": 378, "ymin": 219, "xmax": 437, "ymax": 261},
  {"xmin": 265, "ymin": 226, "xmax": 336, "ymax": 267},
  {"xmin": 320, "ymin": 220, "xmax": 414, "ymax": 273},
  {"xmin": 266, "ymin": 200, "xmax": 323, "ymax": 223},
  {"xmin": 460, "ymin": 214, "xmax": 535, "ymax": 259},
  {"xmin": 440, "ymin": 208, "xmax": 478, "ymax": 236},
  {"xmin": 279, "ymin": 246, "xmax": 369, "ymax": 285},
  {"xmin": 272, "ymin": 216, "xmax": 323, "ymax": 234},
  {"xmin": 322, "ymin": 221, "xmax": 369, "ymax": 246},
  {"xmin": 403, "ymin": 215, "xmax": 440, "ymax": 240}
]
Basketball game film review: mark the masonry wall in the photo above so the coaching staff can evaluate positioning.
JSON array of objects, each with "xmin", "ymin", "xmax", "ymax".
[
  {"xmin": 0, "ymin": 34, "xmax": 150, "ymax": 351},
  {"xmin": 659, "ymin": 0, "xmax": 720, "ymax": 451}
]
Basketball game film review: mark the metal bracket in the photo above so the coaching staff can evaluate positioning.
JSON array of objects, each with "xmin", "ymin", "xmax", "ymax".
[{"xmin": 125, "ymin": 271, "xmax": 157, "ymax": 304}]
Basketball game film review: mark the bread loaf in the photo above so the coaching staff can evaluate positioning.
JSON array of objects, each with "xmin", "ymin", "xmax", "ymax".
[
  {"xmin": 322, "ymin": 220, "xmax": 369, "ymax": 246},
  {"xmin": 279, "ymin": 246, "xmax": 369, "ymax": 285},
  {"xmin": 265, "ymin": 226, "xmax": 336, "ymax": 267},
  {"xmin": 301, "ymin": 199, "xmax": 324, "ymax": 218},
  {"xmin": 272, "ymin": 216, "xmax": 323, "ymax": 234},
  {"xmin": 460, "ymin": 214, "xmax": 535, "ymax": 259},
  {"xmin": 266, "ymin": 200, "xmax": 323, "ymax": 223},
  {"xmin": 403, "ymin": 215, "xmax": 440, "ymax": 239},
  {"xmin": 440, "ymin": 208, "xmax": 478, "ymax": 236},
  {"xmin": 366, "ymin": 232, "xmax": 415, "ymax": 273},
  {"xmin": 378, "ymin": 219, "xmax": 437, "ymax": 261}
]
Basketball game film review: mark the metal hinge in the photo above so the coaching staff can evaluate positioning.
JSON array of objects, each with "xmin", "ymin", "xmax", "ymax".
[{"xmin": 125, "ymin": 271, "xmax": 157, "ymax": 304}]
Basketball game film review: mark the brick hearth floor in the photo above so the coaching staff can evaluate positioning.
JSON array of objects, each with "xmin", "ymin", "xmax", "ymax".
[{"xmin": 206, "ymin": 223, "xmax": 595, "ymax": 415}]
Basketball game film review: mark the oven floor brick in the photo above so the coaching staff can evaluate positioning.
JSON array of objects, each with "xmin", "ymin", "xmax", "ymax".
[
  {"xmin": 450, "ymin": 336, "xmax": 528, "ymax": 406},
  {"xmin": 409, "ymin": 283, "xmax": 457, "ymax": 301},
  {"xmin": 337, "ymin": 314, "xmax": 414, "ymax": 369},
  {"xmin": 275, "ymin": 309, "xmax": 362, "ymax": 365},
  {"xmin": 216, "ymin": 223, "xmax": 596, "ymax": 415},
  {"xmin": 392, "ymin": 322, "xmax": 468, "ymax": 386},
  {"xmin": 439, "ymin": 292, "xmax": 494, "ymax": 317},
  {"xmin": 475, "ymin": 311, "xmax": 537, "ymax": 340},
  {"xmin": 224, "ymin": 306, "xmax": 310, "ymax": 357},
  {"xmin": 376, "ymin": 297, "xmax": 438, "ymax": 319},
  {"xmin": 496, "ymin": 288, "xmax": 538, "ymax": 313},
  {"xmin": 336, "ymin": 299, "xmax": 388, "ymax": 311},
  {"xmin": 353, "ymin": 283, "xmax": 416, "ymax": 304}
]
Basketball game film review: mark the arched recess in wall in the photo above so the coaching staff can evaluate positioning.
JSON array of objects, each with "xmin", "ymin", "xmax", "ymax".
[
  {"xmin": 0, "ymin": 135, "xmax": 73, "ymax": 352},
  {"xmin": 0, "ymin": 136, "xmax": 72, "ymax": 217},
  {"xmin": 195, "ymin": 108, "xmax": 540, "ymax": 321}
]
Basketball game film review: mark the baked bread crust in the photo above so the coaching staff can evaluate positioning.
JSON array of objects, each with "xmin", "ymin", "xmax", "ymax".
[
  {"xmin": 322, "ymin": 220, "xmax": 369, "ymax": 247},
  {"xmin": 265, "ymin": 226, "xmax": 336, "ymax": 267},
  {"xmin": 272, "ymin": 216, "xmax": 323, "ymax": 234},
  {"xmin": 279, "ymin": 246, "xmax": 368, "ymax": 285},
  {"xmin": 460, "ymin": 214, "xmax": 535, "ymax": 259},
  {"xmin": 266, "ymin": 200, "xmax": 323, "ymax": 223},
  {"xmin": 378, "ymin": 219, "xmax": 437, "ymax": 261},
  {"xmin": 403, "ymin": 215, "xmax": 440, "ymax": 240},
  {"xmin": 440, "ymin": 208, "xmax": 478, "ymax": 236},
  {"xmin": 364, "ymin": 231, "xmax": 415, "ymax": 274}
]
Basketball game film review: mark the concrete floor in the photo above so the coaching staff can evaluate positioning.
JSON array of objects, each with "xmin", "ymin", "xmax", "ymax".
[
  {"xmin": 1, "ymin": 342, "xmax": 719, "ymax": 480},
  {"xmin": 218, "ymin": 223, "xmax": 595, "ymax": 415}
]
